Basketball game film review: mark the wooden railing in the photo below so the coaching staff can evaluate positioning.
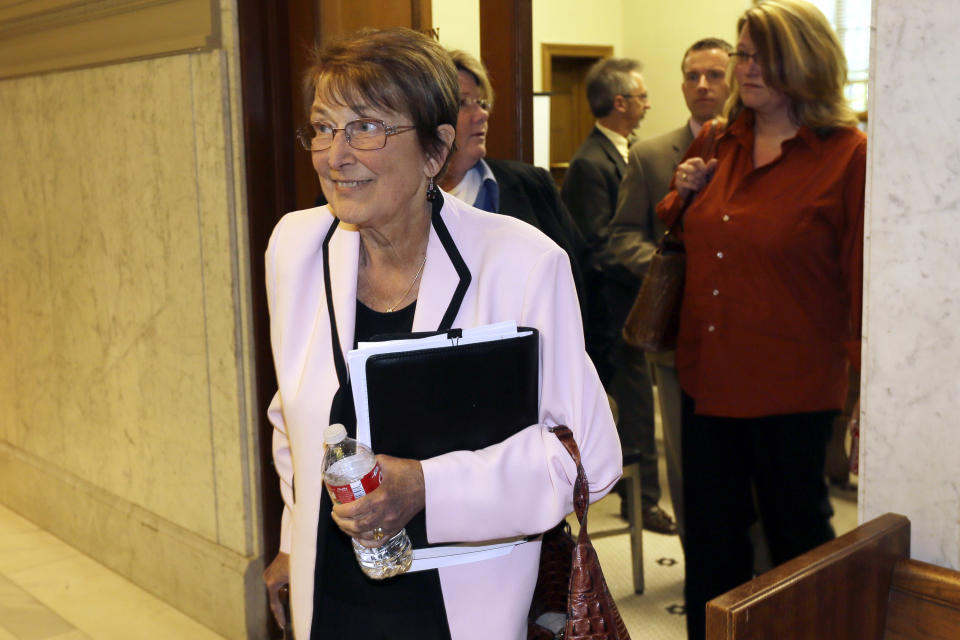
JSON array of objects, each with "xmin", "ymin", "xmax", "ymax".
[{"xmin": 706, "ymin": 513, "xmax": 960, "ymax": 640}]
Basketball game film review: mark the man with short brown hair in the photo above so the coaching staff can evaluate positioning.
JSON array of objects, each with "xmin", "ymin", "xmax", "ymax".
[
  {"xmin": 563, "ymin": 58, "xmax": 682, "ymax": 535},
  {"xmin": 608, "ymin": 38, "xmax": 733, "ymax": 541}
]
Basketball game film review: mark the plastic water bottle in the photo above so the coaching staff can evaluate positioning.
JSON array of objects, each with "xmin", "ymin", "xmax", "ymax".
[{"xmin": 322, "ymin": 423, "xmax": 413, "ymax": 579}]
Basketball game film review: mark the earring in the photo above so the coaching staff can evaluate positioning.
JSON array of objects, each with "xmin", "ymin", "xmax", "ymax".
[{"xmin": 426, "ymin": 175, "xmax": 439, "ymax": 201}]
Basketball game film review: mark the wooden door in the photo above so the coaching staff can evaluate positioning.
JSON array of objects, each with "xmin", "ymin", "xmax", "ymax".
[
  {"xmin": 549, "ymin": 57, "xmax": 596, "ymax": 167},
  {"xmin": 480, "ymin": 0, "xmax": 533, "ymax": 163},
  {"xmin": 542, "ymin": 44, "xmax": 612, "ymax": 186},
  {"xmin": 317, "ymin": 0, "xmax": 431, "ymax": 46}
]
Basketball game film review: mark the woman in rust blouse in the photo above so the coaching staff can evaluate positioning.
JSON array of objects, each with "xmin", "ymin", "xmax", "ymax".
[{"xmin": 655, "ymin": 2, "xmax": 866, "ymax": 638}]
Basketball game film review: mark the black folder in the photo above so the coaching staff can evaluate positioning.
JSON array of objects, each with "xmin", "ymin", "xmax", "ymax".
[{"xmin": 359, "ymin": 327, "xmax": 540, "ymax": 549}]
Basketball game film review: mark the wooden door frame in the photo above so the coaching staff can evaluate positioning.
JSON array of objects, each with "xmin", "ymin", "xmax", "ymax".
[
  {"xmin": 540, "ymin": 43, "xmax": 613, "ymax": 92},
  {"xmin": 480, "ymin": 0, "xmax": 533, "ymax": 163},
  {"xmin": 317, "ymin": 0, "xmax": 431, "ymax": 44},
  {"xmin": 541, "ymin": 44, "xmax": 612, "ymax": 182},
  {"xmin": 236, "ymin": 0, "xmax": 317, "ymax": 634}
]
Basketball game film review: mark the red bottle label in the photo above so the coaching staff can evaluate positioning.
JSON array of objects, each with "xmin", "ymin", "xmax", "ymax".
[{"xmin": 328, "ymin": 462, "xmax": 381, "ymax": 504}]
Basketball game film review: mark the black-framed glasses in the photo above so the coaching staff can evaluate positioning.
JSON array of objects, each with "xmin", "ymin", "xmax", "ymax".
[
  {"xmin": 731, "ymin": 50, "xmax": 762, "ymax": 66},
  {"xmin": 296, "ymin": 118, "xmax": 416, "ymax": 151},
  {"xmin": 459, "ymin": 96, "xmax": 491, "ymax": 112}
]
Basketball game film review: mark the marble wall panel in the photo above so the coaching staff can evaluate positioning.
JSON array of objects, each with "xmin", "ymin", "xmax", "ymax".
[
  {"xmin": 216, "ymin": 0, "xmax": 262, "ymax": 559},
  {"xmin": 0, "ymin": 0, "xmax": 261, "ymax": 634},
  {"xmin": 188, "ymin": 47, "xmax": 255, "ymax": 556},
  {"xmin": 0, "ymin": 75, "xmax": 60, "ymax": 461},
  {"xmin": 46, "ymin": 54, "xmax": 216, "ymax": 541},
  {"xmin": 0, "ymin": 46, "xmax": 255, "ymax": 554},
  {"xmin": 862, "ymin": 0, "xmax": 960, "ymax": 569}
]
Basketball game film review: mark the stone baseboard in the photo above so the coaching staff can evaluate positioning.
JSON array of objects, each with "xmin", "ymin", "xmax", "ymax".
[{"xmin": 0, "ymin": 442, "xmax": 266, "ymax": 639}]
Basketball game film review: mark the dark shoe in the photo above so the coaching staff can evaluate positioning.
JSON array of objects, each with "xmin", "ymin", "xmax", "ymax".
[{"xmin": 642, "ymin": 505, "xmax": 678, "ymax": 535}]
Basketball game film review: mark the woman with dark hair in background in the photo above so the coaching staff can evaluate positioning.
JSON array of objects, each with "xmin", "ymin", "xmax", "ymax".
[
  {"xmin": 656, "ymin": 2, "xmax": 866, "ymax": 638},
  {"xmin": 261, "ymin": 28, "xmax": 621, "ymax": 640}
]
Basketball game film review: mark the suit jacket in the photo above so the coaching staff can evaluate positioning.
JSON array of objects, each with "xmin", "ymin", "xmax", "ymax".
[
  {"xmin": 561, "ymin": 127, "xmax": 626, "ymax": 276},
  {"xmin": 609, "ymin": 124, "xmax": 694, "ymax": 280},
  {"xmin": 265, "ymin": 194, "xmax": 621, "ymax": 640},
  {"xmin": 485, "ymin": 157, "xmax": 590, "ymax": 278},
  {"xmin": 482, "ymin": 157, "xmax": 610, "ymax": 382}
]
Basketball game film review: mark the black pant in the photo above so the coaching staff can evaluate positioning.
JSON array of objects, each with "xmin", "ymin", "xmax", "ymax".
[
  {"xmin": 610, "ymin": 339, "xmax": 659, "ymax": 507},
  {"xmin": 681, "ymin": 393, "xmax": 836, "ymax": 640},
  {"xmin": 605, "ymin": 279, "xmax": 660, "ymax": 508}
]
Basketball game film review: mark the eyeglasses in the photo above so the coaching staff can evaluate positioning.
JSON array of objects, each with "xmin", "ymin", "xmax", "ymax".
[
  {"xmin": 731, "ymin": 50, "xmax": 762, "ymax": 66},
  {"xmin": 620, "ymin": 93, "xmax": 649, "ymax": 102},
  {"xmin": 459, "ymin": 96, "xmax": 491, "ymax": 112},
  {"xmin": 296, "ymin": 118, "xmax": 416, "ymax": 151}
]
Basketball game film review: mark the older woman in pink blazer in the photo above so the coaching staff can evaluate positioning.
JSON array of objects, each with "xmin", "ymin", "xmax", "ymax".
[{"xmin": 262, "ymin": 28, "xmax": 621, "ymax": 640}]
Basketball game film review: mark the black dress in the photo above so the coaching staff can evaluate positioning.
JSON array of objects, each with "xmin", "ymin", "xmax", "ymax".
[{"xmin": 310, "ymin": 300, "xmax": 452, "ymax": 640}]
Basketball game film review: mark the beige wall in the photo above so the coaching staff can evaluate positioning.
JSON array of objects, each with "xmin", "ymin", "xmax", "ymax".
[
  {"xmin": 0, "ymin": 2, "xmax": 262, "ymax": 638},
  {"xmin": 532, "ymin": 0, "xmax": 624, "ymax": 93},
  {"xmin": 621, "ymin": 0, "xmax": 748, "ymax": 141},
  {"xmin": 434, "ymin": 0, "xmax": 481, "ymax": 59},
  {"xmin": 434, "ymin": 0, "xmax": 626, "ymax": 87},
  {"xmin": 433, "ymin": 0, "xmax": 747, "ymax": 147}
]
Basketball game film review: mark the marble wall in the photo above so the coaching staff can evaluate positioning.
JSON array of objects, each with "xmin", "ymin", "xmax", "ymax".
[
  {"xmin": 0, "ymin": 1, "xmax": 263, "ymax": 637},
  {"xmin": 861, "ymin": 0, "xmax": 960, "ymax": 570}
]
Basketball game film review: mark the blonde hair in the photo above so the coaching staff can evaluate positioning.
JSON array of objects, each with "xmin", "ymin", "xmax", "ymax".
[
  {"xmin": 723, "ymin": 0, "xmax": 859, "ymax": 130},
  {"xmin": 448, "ymin": 50, "xmax": 494, "ymax": 111}
]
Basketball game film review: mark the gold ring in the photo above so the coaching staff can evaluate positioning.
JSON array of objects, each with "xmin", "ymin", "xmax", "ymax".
[{"xmin": 372, "ymin": 527, "xmax": 385, "ymax": 541}]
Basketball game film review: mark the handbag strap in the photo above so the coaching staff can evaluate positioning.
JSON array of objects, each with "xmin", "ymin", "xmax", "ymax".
[
  {"xmin": 549, "ymin": 426, "xmax": 632, "ymax": 640},
  {"xmin": 663, "ymin": 118, "xmax": 722, "ymax": 241},
  {"xmin": 550, "ymin": 425, "xmax": 589, "ymax": 522}
]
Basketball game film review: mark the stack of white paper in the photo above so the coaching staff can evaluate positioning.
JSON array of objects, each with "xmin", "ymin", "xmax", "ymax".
[
  {"xmin": 344, "ymin": 320, "xmax": 536, "ymax": 571},
  {"xmin": 347, "ymin": 320, "xmax": 533, "ymax": 447}
]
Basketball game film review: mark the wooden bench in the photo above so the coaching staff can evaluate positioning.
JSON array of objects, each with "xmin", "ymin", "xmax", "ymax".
[{"xmin": 706, "ymin": 512, "xmax": 960, "ymax": 640}]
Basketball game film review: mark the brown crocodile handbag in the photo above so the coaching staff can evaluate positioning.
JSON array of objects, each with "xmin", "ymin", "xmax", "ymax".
[
  {"xmin": 528, "ymin": 425, "xmax": 631, "ymax": 640},
  {"xmin": 623, "ymin": 120, "xmax": 720, "ymax": 353},
  {"xmin": 621, "ymin": 233, "xmax": 686, "ymax": 353}
]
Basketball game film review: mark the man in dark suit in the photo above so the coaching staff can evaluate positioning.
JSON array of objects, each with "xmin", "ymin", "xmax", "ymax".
[
  {"xmin": 561, "ymin": 58, "xmax": 678, "ymax": 534},
  {"xmin": 439, "ymin": 50, "xmax": 608, "ymax": 378},
  {"xmin": 562, "ymin": 58, "xmax": 649, "ymax": 266},
  {"xmin": 608, "ymin": 39, "xmax": 732, "ymax": 542}
]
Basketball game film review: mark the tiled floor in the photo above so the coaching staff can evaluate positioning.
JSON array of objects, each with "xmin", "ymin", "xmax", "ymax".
[
  {"xmin": 1, "ymin": 463, "xmax": 858, "ymax": 640},
  {"xmin": 0, "ymin": 504, "xmax": 225, "ymax": 640}
]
